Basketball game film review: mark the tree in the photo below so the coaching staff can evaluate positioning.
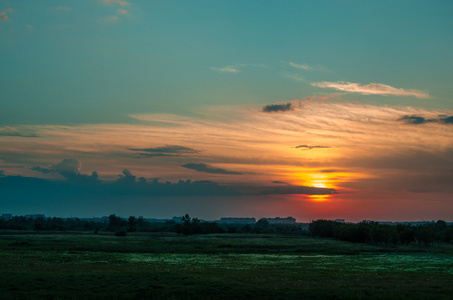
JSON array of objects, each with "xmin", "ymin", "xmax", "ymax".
[{"xmin": 128, "ymin": 216, "xmax": 137, "ymax": 232}]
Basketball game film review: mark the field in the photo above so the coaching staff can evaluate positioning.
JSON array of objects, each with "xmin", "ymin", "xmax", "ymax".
[{"xmin": 1, "ymin": 232, "xmax": 453, "ymax": 299}]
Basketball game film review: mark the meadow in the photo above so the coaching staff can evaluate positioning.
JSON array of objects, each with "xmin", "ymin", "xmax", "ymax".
[{"xmin": 1, "ymin": 232, "xmax": 452, "ymax": 299}]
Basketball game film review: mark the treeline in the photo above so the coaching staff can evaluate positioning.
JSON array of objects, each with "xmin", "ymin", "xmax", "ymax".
[
  {"xmin": 309, "ymin": 220, "xmax": 453, "ymax": 246},
  {"xmin": 0, "ymin": 215, "xmax": 176, "ymax": 233},
  {"xmin": 0, "ymin": 214, "xmax": 301, "ymax": 236}
]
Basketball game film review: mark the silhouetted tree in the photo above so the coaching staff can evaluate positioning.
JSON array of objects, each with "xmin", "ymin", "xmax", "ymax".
[{"xmin": 128, "ymin": 216, "xmax": 137, "ymax": 232}]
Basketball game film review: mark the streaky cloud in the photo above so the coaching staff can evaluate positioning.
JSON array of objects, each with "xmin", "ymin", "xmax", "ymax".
[
  {"xmin": 130, "ymin": 145, "xmax": 200, "ymax": 158},
  {"xmin": 311, "ymin": 81, "xmax": 430, "ymax": 99},
  {"xmin": 103, "ymin": 0, "xmax": 130, "ymax": 6},
  {"xmin": 182, "ymin": 163, "xmax": 242, "ymax": 175},
  {"xmin": 211, "ymin": 66, "xmax": 240, "ymax": 73},
  {"xmin": 289, "ymin": 62, "xmax": 312, "ymax": 70},
  {"xmin": 131, "ymin": 145, "xmax": 199, "ymax": 154},
  {"xmin": 398, "ymin": 115, "xmax": 453, "ymax": 125},
  {"xmin": 262, "ymin": 103, "xmax": 292, "ymax": 112},
  {"xmin": 294, "ymin": 145, "xmax": 331, "ymax": 150},
  {"xmin": 0, "ymin": 127, "xmax": 38, "ymax": 137}
]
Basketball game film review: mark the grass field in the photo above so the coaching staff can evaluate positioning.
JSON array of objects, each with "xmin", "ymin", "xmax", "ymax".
[{"xmin": 1, "ymin": 232, "xmax": 452, "ymax": 299}]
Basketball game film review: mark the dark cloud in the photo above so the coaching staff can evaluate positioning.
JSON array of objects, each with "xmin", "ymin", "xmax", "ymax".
[
  {"xmin": 262, "ymin": 103, "xmax": 292, "ymax": 112},
  {"xmin": 294, "ymin": 145, "xmax": 331, "ymax": 150},
  {"xmin": 0, "ymin": 127, "xmax": 38, "ymax": 137},
  {"xmin": 0, "ymin": 170, "xmax": 4, "ymax": 177},
  {"xmin": 272, "ymin": 181, "xmax": 289, "ymax": 184},
  {"xmin": 182, "ymin": 163, "xmax": 243, "ymax": 175},
  {"xmin": 130, "ymin": 145, "xmax": 200, "ymax": 158},
  {"xmin": 31, "ymin": 166, "xmax": 52, "ymax": 174},
  {"xmin": 246, "ymin": 184, "xmax": 337, "ymax": 196},
  {"xmin": 440, "ymin": 116, "xmax": 453, "ymax": 124},
  {"xmin": 398, "ymin": 115, "xmax": 453, "ymax": 125},
  {"xmin": 117, "ymin": 169, "xmax": 136, "ymax": 184},
  {"xmin": 321, "ymin": 169, "xmax": 337, "ymax": 173},
  {"xmin": 31, "ymin": 159, "xmax": 98, "ymax": 183},
  {"xmin": 131, "ymin": 145, "xmax": 199, "ymax": 154},
  {"xmin": 398, "ymin": 115, "xmax": 428, "ymax": 125},
  {"xmin": 135, "ymin": 153, "xmax": 178, "ymax": 158}
]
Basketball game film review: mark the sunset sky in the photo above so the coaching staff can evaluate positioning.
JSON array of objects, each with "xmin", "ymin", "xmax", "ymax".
[{"xmin": 1, "ymin": 1, "xmax": 452, "ymax": 222}]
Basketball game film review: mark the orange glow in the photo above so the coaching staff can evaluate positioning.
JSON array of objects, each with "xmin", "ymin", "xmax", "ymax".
[
  {"xmin": 308, "ymin": 195, "xmax": 331, "ymax": 202},
  {"xmin": 287, "ymin": 170, "xmax": 369, "ymax": 202}
]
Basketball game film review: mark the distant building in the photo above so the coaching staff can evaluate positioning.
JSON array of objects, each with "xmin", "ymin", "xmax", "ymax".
[
  {"xmin": 219, "ymin": 217, "xmax": 256, "ymax": 225},
  {"xmin": 261, "ymin": 217, "xmax": 296, "ymax": 225},
  {"xmin": 1, "ymin": 214, "xmax": 12, "ymax": 220}
]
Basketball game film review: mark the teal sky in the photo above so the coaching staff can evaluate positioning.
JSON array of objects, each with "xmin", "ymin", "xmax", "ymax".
[
  {"xmin": 2, "ymin": 0, "xmax": 452, "ymax": 125},
  {"xmin": 1, "ymin": 1, "xmax": 453, "ymax": 221}
]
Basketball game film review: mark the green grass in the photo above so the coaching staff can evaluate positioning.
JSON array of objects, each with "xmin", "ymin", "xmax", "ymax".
[{"xmin": 0, "ymin": 232, "xmax": 452, "ymax": 299}]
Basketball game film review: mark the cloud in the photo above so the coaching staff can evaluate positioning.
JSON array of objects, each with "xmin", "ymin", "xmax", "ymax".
[
  {"xmin": 0, "ymin": 170, "xmax": 4, "ymax": 177},
  {"xmin": 117, "ymin": 168, "xmax": 136, "ymax": 184},
  {"xmin": 211, "ymin": 63, "xmax": 265, "ymax": 74},
  {"xmin": 289, "ymin": 62, "xmax": 312, "ymax": 70},
  {"xmin": 272, "ymin": 181, "xmax": 289, "ymax": 185},
  {"xmin": 321, "ymin": 169, "xmax": 337, "ymax": 173},
  {"xmin": 311, "ymin": 81, "xmax": 430, "ymax": 99},
  {"xmin": 31, "ymin": 159, "xmax": 98, "ymax": 182},
  {"xmin": 254, "ymin": 185, "xmax": 337, "ymax": 196},
  {"xmin": 211, "ymin": 66, "xmax": 240, "ymax": 73},
  {"xmin": 102, "ymin": 15, "xmax": 120, "ymax": 23},
  {"xmin": 0, "ymin": 127, "xmax": 38, "ymax": 137},
  {"xmin": 131, "ymin": 145, "xmax": 199, "ymax": 154},
  {"xmin": 117, "ymin": 8, "xmax": 127, "ymax": 15},
  {"xmin": 130, "ymin": 145, "xmax": 200, "ymax": 158},
  {"xmin": 0, "ymin": 8, "xmax": 13, "ymax": 22},
  {"xmin": 103, "ymin": 0, "xmax": 130, "ymax": 6},
  {"xmin": 294, "ymin": 145, "xmax": 331, "ymax": 150},
  {"xmin": 31, "ymin": 166, "xmax": 53, "ymax": 174},
  {"xmin": 398, "ymin": 115, "xmax": 428, "ymax": 125},
  {"xmin": 51, "ymin": 6, "xmax": 71, "ymax": 12},
  {"xmin": 182, "ymin": 163, "xmax": 242, "ymax": 175},
  {"xmin": 442, "ymin": 116, "xmax": 453, "ymax": 124},
  {"xmin": 262, "ymin": 103, "xmax": 292, "ymax": 112},
  {"xmin": 4, "ymin": 101, "xmax": 453, "ymax": 201},
  {"xmin": 398, "ymin": 115, "xmax": 453, "ymax": 125}
]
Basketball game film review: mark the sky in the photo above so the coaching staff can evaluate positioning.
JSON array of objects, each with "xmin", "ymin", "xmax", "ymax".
[{"xmin": 1, "ymin": 0, "xmax": 453, "ymax": 222}]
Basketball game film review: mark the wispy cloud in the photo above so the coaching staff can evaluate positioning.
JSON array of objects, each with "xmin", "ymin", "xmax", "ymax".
[
  {"xmin": 0, "ymin": 8, "xmax": 13, "ymax": 22},
  {"xmin": 311, "ymin": 81, "xmax": 430, "ymax": 99},
  {"xmin": 103, "ymin": 0, "xmax": 130, "ymax": 6},
  {"xmin": 182, "ymin": 163, "xmax": 242, "ymax": 175},
  {"xmin": 117, "ymin": 8, "xmax": 127, "ymax": 15},
  {"xmin": 0, "ymin": 127, "xmax": 38, "ymax": 137},
  {"xmin": 289, "ymin": 62, "xmax": 312, "ymax": 70},
  {"xmin": 288, "ymin": 61, "xmax": 329, "ymax": 72},
  {"xmin": 211, "ymin": 63, "xmax": 265, "ymax": 74},
  {"xmin": 211, "ymin": 65, "xmax": 241, "ymax": 73}
]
